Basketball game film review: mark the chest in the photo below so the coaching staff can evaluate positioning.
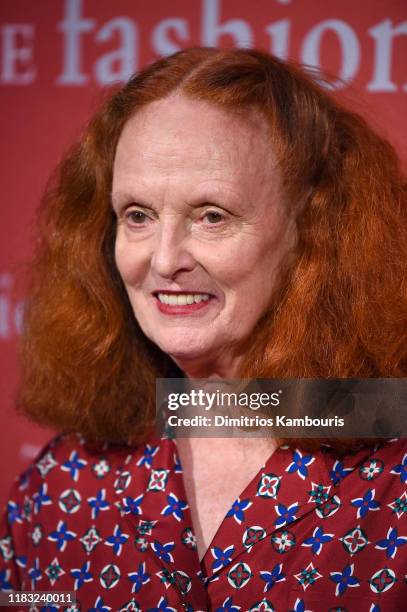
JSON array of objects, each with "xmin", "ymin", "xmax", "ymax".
[{"xmin": 176, "ymin": 438, "xmax": 277, "ymax": 561}]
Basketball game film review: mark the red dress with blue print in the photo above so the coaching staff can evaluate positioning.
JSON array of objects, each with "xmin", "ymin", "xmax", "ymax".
[{"xmin": 0, "ymin": 434, "xmax": 406, "ymax": 611}]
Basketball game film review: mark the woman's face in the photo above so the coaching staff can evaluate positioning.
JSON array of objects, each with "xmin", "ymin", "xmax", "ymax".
[{"xmin": 112, "ymin": 94, "xmax": 296, "ymax": 377}]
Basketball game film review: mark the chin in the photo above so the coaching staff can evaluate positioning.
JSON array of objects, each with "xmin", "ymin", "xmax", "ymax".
[
  {"xmin": 160, "ymin": 343, "xmax": 209, "ymax": 362},
  {"xmin": 153, "ymin": 332, "xmax": 214, "ymax": 363}
]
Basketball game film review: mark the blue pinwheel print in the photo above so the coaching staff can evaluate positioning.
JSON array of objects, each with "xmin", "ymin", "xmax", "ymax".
[
  {"xmin": 89, "ymin": 595, "xmax": 111, "ymax": 612},
  {"xmin": 136, "ymin": 443, "xmax": 159, "ymax": 469},
  {"xmin": 88, "ymin": 488, "xmax": 110, "ymax": 519},
  {"xmin": 330, "ymin": 563, "xmax": 360, "ymax": 596},
  {"xmin": 105, "ymin": 524, "xmax": 129, "ymax": 555},
  {"xmin": 286, "ymin": 450, "xmax": 315, "ymax": 480},
  {"xmin": 151, "ymin": 540, "xmax": 175, "ymax": 563},
  {"xmin": 274, "ymin": 501, "xmax": 299, "ymax": 527},
  {"xmin": 302, "ymin": 526, "xmax": 334, "ymax": 555},
  {"xmin": 121, "ymin": 494, "xmax": 143, "ymax": 515},
  {"xmin": 128, "ymin": 561, "xmax": 151, "ymax": 593},
  {"xmin": 260, "ymin": 562, "xmax": 286, "ymax": 592},
  {"xmin": 375, "ymin": 526, "xmax": 407, "ymax": 559},
  {"xmin": 390, "ymin": 453, "xmax": 407, "ymax": 483},
  {"xmin": 32, "ymin": 483, "xmax": 52, "ymax": 514},
  {"xmin": 71, "ymin": 560, "xmax": 93, "ymax": 590},
  {"xmin": 226, "ymin": 498, "xmax": 252, "ymax": 525},
  {"xmin": 161, "ymin": 492, "xmax": 188, "ymax": 522},
  {"xmin": 329, "ymin": 460, "xmax": 354, "ymax": 486},
  {"xmin": 351, "ymin": 488, "xmax": 380, "ymax": 519},
  {"xmin": 211, "ymin": 545, "xmax": 235, "ymax": 571},
  {"xmin": 48, "ymin": 521, "xmax": 76, "ymax": 552},
  {"xmin": 60, "ymin": 450, "xmax": 87, "ymax": 481},
  {"xmin": 215, "ymin": 596, "xmax": 241, "ymax": 612}
]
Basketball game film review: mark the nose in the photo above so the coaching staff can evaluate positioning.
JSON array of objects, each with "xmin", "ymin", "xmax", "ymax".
[{"xmin": 150, "ymin": 220, "xmax": 196, "ymax": 279}]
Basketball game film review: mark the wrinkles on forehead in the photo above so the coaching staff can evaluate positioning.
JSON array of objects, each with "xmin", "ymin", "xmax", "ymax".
[{"xmin": 112, "ymin": 94, "xmax": 282, "ymax": 218}]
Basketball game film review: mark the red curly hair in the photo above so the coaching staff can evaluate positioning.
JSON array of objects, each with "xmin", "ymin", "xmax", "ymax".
[{"xmin": 18, "ymin": 47, "xmax": 407, "ymax": 452}]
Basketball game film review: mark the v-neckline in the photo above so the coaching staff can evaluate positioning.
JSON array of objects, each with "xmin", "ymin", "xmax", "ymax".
[{"xmin": 170, "ymin": 437, "xmax": 286, "ymax": 575}]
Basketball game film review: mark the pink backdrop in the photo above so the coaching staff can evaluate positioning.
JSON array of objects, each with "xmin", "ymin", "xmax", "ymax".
[{"xmin": 1, "ymin": 0, "xmax": 406, "ymax": 508}]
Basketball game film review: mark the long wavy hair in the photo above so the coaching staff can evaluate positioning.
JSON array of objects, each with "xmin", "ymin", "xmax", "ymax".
[{"xmin": 18, "ymin": 47, "xmax": 406, "ymax": 452}]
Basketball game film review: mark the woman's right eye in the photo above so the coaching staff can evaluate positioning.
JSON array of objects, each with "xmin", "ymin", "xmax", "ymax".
[{"xmin": 125, "ymin": 209, "xmax": 149, "ymax": 225}]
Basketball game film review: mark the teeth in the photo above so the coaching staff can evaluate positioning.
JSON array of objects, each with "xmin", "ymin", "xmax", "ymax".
[{"xmin": 157, "ymin": 293, "xmax": 211, "ymax": 305}]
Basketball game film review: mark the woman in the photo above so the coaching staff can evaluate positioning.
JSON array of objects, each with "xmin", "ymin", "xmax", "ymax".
[{"xmin": 1, "ymin": 47, "xmax": 406, "ymax": 611}]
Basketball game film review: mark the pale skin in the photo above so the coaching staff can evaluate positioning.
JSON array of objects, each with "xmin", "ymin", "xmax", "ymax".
[{"xmin": 112, "ymin": 94, "xmax": 295, "ymax": 560}]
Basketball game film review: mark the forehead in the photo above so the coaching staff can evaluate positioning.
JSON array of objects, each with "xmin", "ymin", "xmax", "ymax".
[{"xmin": 112, "ymin": 95, "xmax": 279, "ymax": 197}]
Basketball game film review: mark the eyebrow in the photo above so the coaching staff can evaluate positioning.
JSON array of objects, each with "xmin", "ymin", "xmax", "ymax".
[
  {"xmin": 189, "ymin": 189, "xmax": 245, "ymax": 211},
  {"xmin": 111, "ymin": 183, "xmax": 249, "ymax": 213},
  {"xmin": 110, "ymin": 191, "xmax": 152, "ymax": 212}
]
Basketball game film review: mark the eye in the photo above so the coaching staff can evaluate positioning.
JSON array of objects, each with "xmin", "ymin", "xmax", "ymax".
[
  {"xmin": 203, "ymin": 210, "xmax": 225, "ymax": 224},
  {"xmin": 125, "ymin": 208, "xmax": 150, "ymax": 226}
]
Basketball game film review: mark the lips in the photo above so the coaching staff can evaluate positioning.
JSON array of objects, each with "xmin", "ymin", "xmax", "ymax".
[{"xmin": 152, "ymin": 291, "xmax": 214, "ymax": 315}]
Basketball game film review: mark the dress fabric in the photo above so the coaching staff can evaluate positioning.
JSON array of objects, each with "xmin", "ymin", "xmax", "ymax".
[{"xmin": 0, "ymin": 433, "xmax": 406, "ymax": 611}]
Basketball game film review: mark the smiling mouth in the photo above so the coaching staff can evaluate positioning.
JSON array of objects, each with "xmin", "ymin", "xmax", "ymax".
[
  {"xmin": 156, "ymin": 292, "xmax": 211, "ymax": 306},
  {"xmin": 152, "ymin": 291, "xmax": 214, "ymax": 314}
]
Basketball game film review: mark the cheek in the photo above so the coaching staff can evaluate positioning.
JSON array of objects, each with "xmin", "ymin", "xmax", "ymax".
[
  {"xmin": 204, "ymin": 236, "xmax": 263, "ymax": 274},
  {"xmin": 216, "ymin": 239, "xmax": 285, "ymax": 315},
  {"xmin": 206, "ymin": 237, "xmax": 272, "ymax": 289},
  {"xmin": 115, "ymin": 256, "xmax": 131, "ymax": 289},
  {"xmin": 114, "ymin": 240, "xmax": 144, "ymax": 287}
]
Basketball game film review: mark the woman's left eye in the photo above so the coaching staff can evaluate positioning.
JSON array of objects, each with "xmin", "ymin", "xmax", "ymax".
[{"xmin": 203, "ymin": 211, "xmax": 225, "ymax": 224}]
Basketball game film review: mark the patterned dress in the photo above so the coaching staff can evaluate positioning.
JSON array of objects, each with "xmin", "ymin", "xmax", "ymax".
[{"xmin": 0, "ymin": 434, "xmax": 406, "ymax": 611}]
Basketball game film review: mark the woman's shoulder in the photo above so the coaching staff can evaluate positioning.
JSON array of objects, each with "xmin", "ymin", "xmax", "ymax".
[
  {"xmin": 319, "ymin": 437, "xmax": 407, "ymax": 502},
  {"xmin": 5, "ymin": 431, "xmax": 170, "ymax": 510},
  {"xmin": 323, "ymin": 437, "xmax": 405, "ymax": 468},
  {"xmin": 349, "ymin": 437, "xmax": 406, "ymax": 471},
  {"xmin": 5, "ymin": 433, "xmax": 154, "ymax": 513}
]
